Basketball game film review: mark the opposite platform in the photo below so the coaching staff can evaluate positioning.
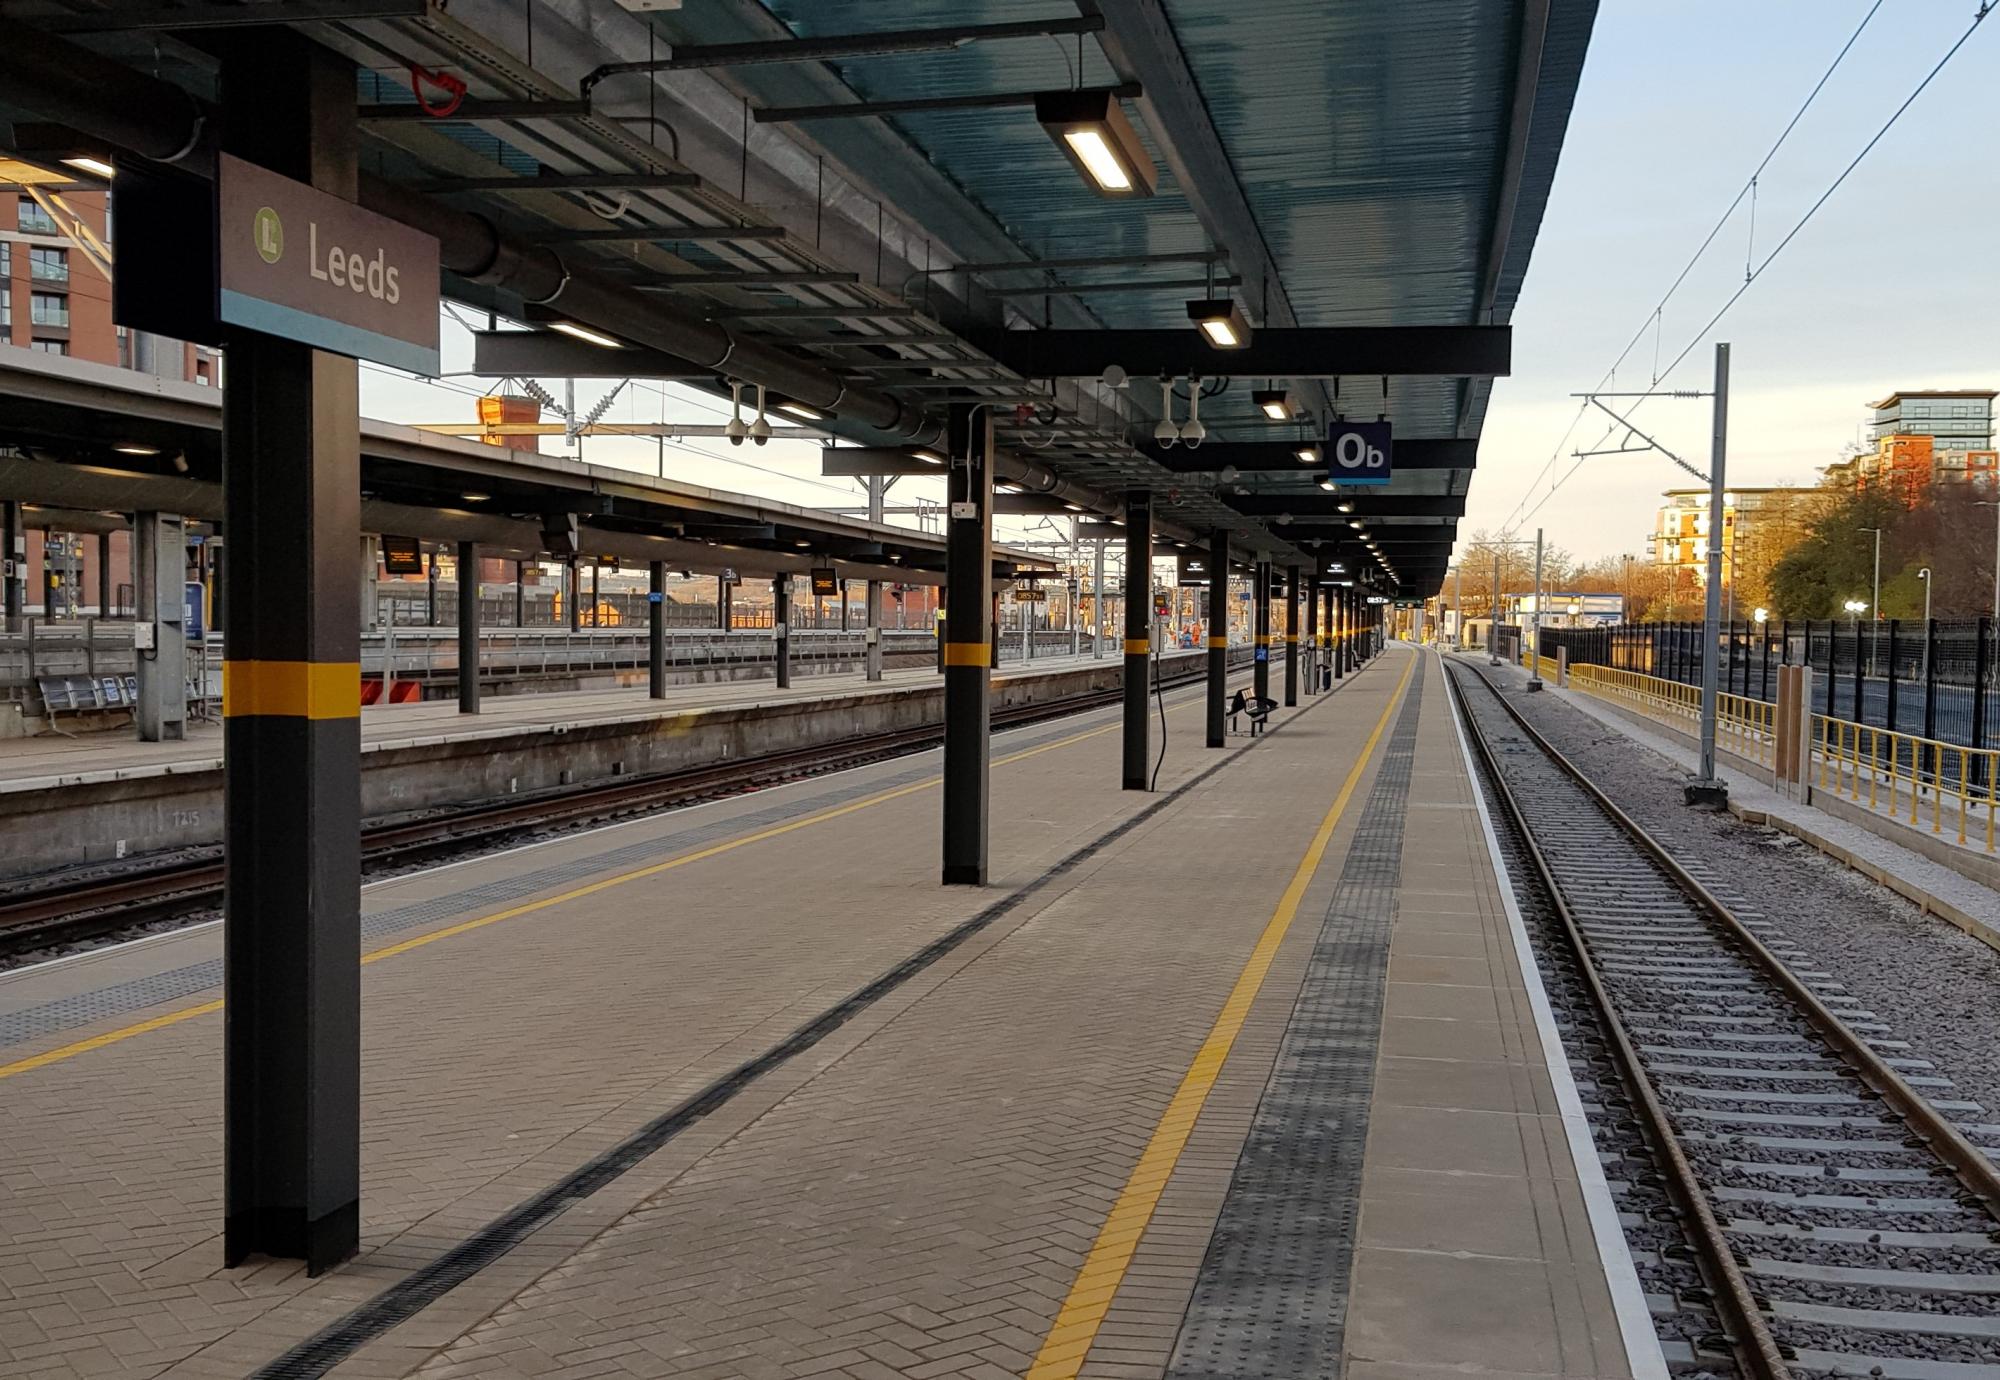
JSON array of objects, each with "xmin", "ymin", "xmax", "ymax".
[{"xmin": 0, "ymin": 646, "xmax": 1657, "ymax": 1380}]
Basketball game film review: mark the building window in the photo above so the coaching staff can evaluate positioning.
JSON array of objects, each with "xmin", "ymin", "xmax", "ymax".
[
  {"xmin": 29, "ymin": 246, "xmax": 67, "ymax": 284},
  {"xmin": 30, "ymin": 292, "xmax": 68, "ymax": 327},
  {"xmin": 16, "ymin": 196, "xmax": 57, "ymax": 236},
  {"xmin": 31, "ymin": 339, "xmax": 68, "ymax": 355}
]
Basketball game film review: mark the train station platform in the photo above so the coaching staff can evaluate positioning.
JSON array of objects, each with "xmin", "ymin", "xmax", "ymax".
[
  {"xmin": 0, "ymin": 648, "xmax": 1228, "ymax": 879},
  {"xmin": 0, "ymin": 646, "xmax": 1662, "ymax": 1380}
]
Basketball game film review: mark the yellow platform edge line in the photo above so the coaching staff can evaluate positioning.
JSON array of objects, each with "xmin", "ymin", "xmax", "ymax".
[
  {"xmin": 1022, "ymin": 653, "xmax": 1414, "ymax": 1380},
  {"xmin": 1, "ymin": 681, "xmax": 1260, "ymax": 1082}
]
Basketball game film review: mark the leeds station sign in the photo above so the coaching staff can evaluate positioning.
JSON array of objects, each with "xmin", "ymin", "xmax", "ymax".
[{"xmin": 114, "ymin": 156, "xmax": 440, "ymax": 376}]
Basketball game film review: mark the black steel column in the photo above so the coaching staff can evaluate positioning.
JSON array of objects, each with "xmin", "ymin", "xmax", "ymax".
[
  {"xmin": 456, "ymin": 540, "xmax": 479, "ymax": 714},
  {"xmin": 1206, "ymin": 530, "xmax": 1230, "ymax": 747},
  {"xmin": 218, "ymin": 31, "xmax": 361, "ymax": 1275},
  {"xmin": 1252, "ymin": 558, "xmax": 1271, "ymax": 704},
  {"xmin": 1332, "ymin": 587, "xmax": 1344, "ymax": 681},
  {"xmin": 648, "ymin": 560, "xmax": 666, "ymax": 699},
  {"xmin": 773, "ymin": 575, "xmax": 791, "ymax": 689},
  {"xmin": 1284, "ymin": 564, "xmax": 1300, "ymax": 706},
  {"xmin": 942, "ymin": 403, "xmax": 994, "ymax": 884},
  {"xmin": 97, "ymin": 530, "xmax": 112, "ymax": 617},
  {"xmin": 567, "ymin": 558, "xmax": 581, "ymax": 632},
  {"xmin": 3, "ymin": 500, "xmax": 23, "ymax": 630},
  {"xmin": 1121, "ymin": 489, "xmax": 1152, "ymax": 790},
  {"xmin": 717, "ymin": 574, "xmax": 729, "ymax": 629},
  {"xmin": 513, "ymin": 559, "xmax": 524, "ymax": 627}
]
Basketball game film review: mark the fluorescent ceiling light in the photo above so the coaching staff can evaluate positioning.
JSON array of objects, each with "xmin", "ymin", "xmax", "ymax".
[
  {"xmin": 547, "ymin": 321, "xmax": 623, "ymax": 349},
  {"xmin": 1294, "ymin": 444, "xmax": 1320, "ymax": 465},
  {"xmin": 62, "ymin": 156, "xmax": 115, "ymax": 179},
  {"xmin": 460, "ymin": 491, "xmax": 490, "ymax": 502},
  {"xmin": 776, "ymin": 401, "xmax": 823, "ymax": 421},
  {"xmin": 912, "ymin": 449, "xmax": 943, "ymax": 464},
  {"xmin": 1035, "ymin": 89, "xmax": 1157, "ymax": 198},
  {"xmin": 1316, "ymin": 476, "xmax": 1338, "ymax": 491},
  {"xmin": 1336, "ymin": 502, "xmax": 1354, "ymax": 513},
  {"xmin": 113, "ymin": 443, "xmax": 160, "ymax": 456},
  {"xmin": 1186, "ymin": 298, "xmax": 1251, "ymax": 350},
  {"xmin": 1255, "ymin": 388, "xmax": 1293, "ymax": 421}
]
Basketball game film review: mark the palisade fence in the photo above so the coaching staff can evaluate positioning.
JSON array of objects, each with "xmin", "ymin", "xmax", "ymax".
[{"xmin": 1540, "ymin": 619, "xmax": 2000, "ymax": 755}]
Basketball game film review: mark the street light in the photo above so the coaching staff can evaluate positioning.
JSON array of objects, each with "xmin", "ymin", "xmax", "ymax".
[
  {"xmin": 1918, "ymin": 567, "xmax": 1933, "ymax": 682},
  {"xmin": 1753, "ymin": 606, "xmax": 1768, "ymax": 624},
  {"xmin": 1859, "ymin": 525, "xmax": 1883, "ymax": 677}
]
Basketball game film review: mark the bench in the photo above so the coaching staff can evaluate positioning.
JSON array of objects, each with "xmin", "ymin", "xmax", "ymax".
[
  {"xmin": 36, "ymin": 673, "xmax": 140, "ymax": 731},
  {"xmin": 1228, "ymin": 689, "xmax": 1279, "ymax": 736}
]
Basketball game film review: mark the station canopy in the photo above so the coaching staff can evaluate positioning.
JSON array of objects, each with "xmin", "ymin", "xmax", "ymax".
[{"xmin": 0, "ymin": 0, "xmax": 1596, "ymax": 597}]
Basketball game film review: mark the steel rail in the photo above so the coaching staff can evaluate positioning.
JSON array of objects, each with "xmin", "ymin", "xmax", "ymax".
[
  {"xmin": 1454, "ymin": 658, "xmax": 2000, "ymax": 1221},
  {"xmin": 2, "ymin": 659, "xmax": 1233, "ymax": 955},
  {"xmin": 1442, "ymin": 658, "xmax": 1792, "ymax": 1380}
]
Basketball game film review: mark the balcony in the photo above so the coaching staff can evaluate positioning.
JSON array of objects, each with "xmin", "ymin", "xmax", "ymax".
[
  {"xmin": 16, "ymin": 203, "xmax": 58, "ymax": 236},
  {"xmin": 29, "ymin": 256, "xmax": 67, "ymax": 285}
]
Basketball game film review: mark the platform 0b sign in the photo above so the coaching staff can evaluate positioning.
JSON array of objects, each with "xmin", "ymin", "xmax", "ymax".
[{"xmin": 1326, "ymin": 420, "xmax": 1393, "ymax": 486}]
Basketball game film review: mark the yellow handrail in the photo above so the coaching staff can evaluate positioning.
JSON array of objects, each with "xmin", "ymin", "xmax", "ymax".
[{"xmin": 1558, "ymin": 661, "xmax": 1999, "ymax": 852}]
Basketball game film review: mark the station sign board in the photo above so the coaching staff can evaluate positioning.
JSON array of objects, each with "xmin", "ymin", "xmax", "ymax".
[
  {"xmin": 1014, "ymin": 586, "xmax": 1046, "ymax": 603},
  {"xmin": 809, "ymin": 567, "xmax": 839, "ymax": 597},
  {"xmin": 1326, "ymin": 420, "xmax": 1393, "ymax": 486},
  {"xmin": 381, "ymin": 535, "xmax": 424, "ymax": 575},
  {"xmin": 1176, "ymin": 550, "xmax": 1212, "ymax": 586},
  {"xmin": 217, "ymin": 155, "xmax": 441, "ymax": 374}
]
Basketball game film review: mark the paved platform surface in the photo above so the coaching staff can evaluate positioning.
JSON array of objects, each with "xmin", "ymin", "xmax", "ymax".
[
  {"xmin": 0, "ymin": 648, "xmax": 1179, "ymax": 792},
  {"xmin": 0, "ymin": 646, "xmax": 1656, "ymax": 1380}
]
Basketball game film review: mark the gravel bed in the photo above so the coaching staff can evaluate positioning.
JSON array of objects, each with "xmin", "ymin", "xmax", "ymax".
[{"xmin": 1491, "ymin": 666, "xmax": 2000, "ymax": 1129}]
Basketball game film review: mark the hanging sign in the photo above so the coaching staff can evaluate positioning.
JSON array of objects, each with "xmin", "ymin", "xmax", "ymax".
[
  {"xmin": 217, "ymin": 154, "xmax": 441, "ymax": 375},
  {"xmin": 1014, "ymin": 587, "xmax": 1047, "ymax": 603},
  {"xmin": 1325, "ymin": 420, "xmax": 1394, "ymax": 486},
  {"xmin": 810, "ymin": 568, "xmax": 839, "ymax": 597},
  {"xmin": 1176, "ymin": 550, "xmax": 1212, "ymax": 586}
]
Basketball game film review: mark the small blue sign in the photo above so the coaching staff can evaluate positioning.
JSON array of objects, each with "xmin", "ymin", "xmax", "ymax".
[
  {"xmin": 1326, "ymin": 419, "xmax": 1394, "ymax": 486},
  {"xmin": 647, "ymin": 591, "xmax": 664, "ymax": 604},
  {"xmin": 1254, "ymin": 647, "xmax": 1268, "ymax": 663},
  {"xmin": 184, "ymin": 581, "xmax": 205, "ymax": 639}
]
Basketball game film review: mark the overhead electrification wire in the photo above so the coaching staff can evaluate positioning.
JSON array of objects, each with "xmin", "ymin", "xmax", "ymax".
[
  {"xmin": 1497, "ymin": 0, "xmax": 1891, "ymax": 533},
  {"xmin": 1507, "ymin": 0, "xmax": 1993, "ymax": 535}
]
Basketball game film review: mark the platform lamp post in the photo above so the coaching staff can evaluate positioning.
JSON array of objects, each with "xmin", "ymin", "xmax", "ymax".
[
  {"xmin": 1860, "ymin": 524, "xmax": 1883, "ymax": 677},
  {"xmin": 1918, "ymin": 567, "xmax": 1933, "ymax": 678},
  {"xmin": 1526, "ymin": 528, "xmax": 1546, "ymax": 691}
]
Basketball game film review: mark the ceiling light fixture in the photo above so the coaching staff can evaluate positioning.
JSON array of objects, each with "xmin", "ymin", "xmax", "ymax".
[
  {"xmin": 912, "ymin": 449, "xmax": 943, "ymax": 464},
  {"xmin": 1186, "ymin": 298, "xmax": 1251, "ymax": 350},
  {"xmin": 460, "ymin": 491, "xmax": 490, "ymax": 502},
  {"xmin": 113, "ymin": 443, "xmax": 160, "ymax": 456},
  {"xmin": 1254, "ymin": 388, "xmax": 1292, "ymax": 421},
  {"xmin": 547, "ymin": 320, "xmax": 623, "ymax": 349},
  {"xmin": 62, "ymin": 156, "xmax": 115, "ymax": 179},
  {"xmin": 1316, "ymin": 476, "xmax": 1338, "ymax": 491},
  {"xmin": 1336, "ymin": 502, "xmax": 1354, "ymax": 513},
  {"xmin": 1348, "ymin": 520, "xmax": 1364, "ymax": 529},
  {"xmin": 1294, "ymin": 444, "xmax": 1320, "ymax": 465},
  {"xmin": 775, "ymin": 400, "xmax": 823, "ymax": 422},
  {"xmin": 1034, "ymin": 89, "xmax": 1157, "ymax": 198}
]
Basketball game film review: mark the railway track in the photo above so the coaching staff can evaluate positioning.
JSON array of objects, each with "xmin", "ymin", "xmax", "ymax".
[
  {"xmin": 1445, "ymin": 655, "xmax": 2000, "ymax": 1380},
  {"xmin": 1, "ymin": 661, "xmax": 1230, "ymax": 958}
]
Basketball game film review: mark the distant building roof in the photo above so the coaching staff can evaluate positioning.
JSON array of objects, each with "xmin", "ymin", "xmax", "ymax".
[{"xmin": 1868, "ymin": 390, "xmax": 1999, "ymax": 409}]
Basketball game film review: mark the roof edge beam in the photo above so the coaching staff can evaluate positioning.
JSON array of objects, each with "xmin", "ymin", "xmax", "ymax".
[
  {"xmin": 754, "ymin": 83, "xmax": 1139, "ymax": 125},
  {"xmin": 964, "ymin": 328, "xmax": 1511, "ymax": 379},
  {"xmin": 1145, "ymin": 438, "xmax": 1477, "ymax": 472}
]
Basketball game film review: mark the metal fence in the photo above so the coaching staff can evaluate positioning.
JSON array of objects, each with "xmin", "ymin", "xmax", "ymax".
[{"xmin": 1541, "ymin": 619, "xmax": 2000, "ymax": 755}]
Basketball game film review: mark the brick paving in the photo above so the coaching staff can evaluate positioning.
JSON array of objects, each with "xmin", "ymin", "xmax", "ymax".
[{"xmin": 0, "ymin": 648, "xmax": 1644, "ymax": 1380}]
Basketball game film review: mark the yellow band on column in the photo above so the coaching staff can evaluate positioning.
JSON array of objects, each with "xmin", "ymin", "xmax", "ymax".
[
  {"xmin": 1207, "ymin": 636, "xmax": 1229, "ymax": 649},
  {"xmin": 1285, "ymin": 635, "xmax": 1299, "ymax": 643},
  {"xmin": 1123, "ymin": 638, "xmax": 1152, "ymax": 656},
  {"xmin": 222, "ymin": 660, "xmax": 362, "ymax": 720},
  {"xmin": 1255, "ymin": 634, "xmax": 1272, "ymax": 646},
  {"xmin": 942, "ymin": 642, "xmax": 990, "ymax": 667}
]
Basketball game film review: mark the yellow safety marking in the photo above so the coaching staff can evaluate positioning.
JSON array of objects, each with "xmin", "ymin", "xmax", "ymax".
[
  {"xmin": 222, "ymin": 660, "xmax": 362, "ymax": 720},
  {"xmin": 3, "ymin": 675, "xmax": 1272, "ymax": 1082},
  {"xmin": 1023, "ymin": 655, "xmax": 1414, "ymax": 1380},
  {"xmin": 1206, "ymin": 637, "xmax": 1228, "ymax": 649},
  {"xmin": 1122, "ymin": 639, "xmax": 1152, "ymax": 656},
  {"xmin": 1284, "ymin": 635, "xmax": 1299, "ymax": 644},
  {"xmin": 942, "ymin": 641, "xmax": 991, "ymax": 667},
  {"xmin": 1254, "ymin": 635, "xmax": 1272, "ymax": 646}
]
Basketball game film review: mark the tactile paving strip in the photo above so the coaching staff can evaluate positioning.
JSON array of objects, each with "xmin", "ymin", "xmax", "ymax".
[{"xmin": 1165, "ymin": 661, "xmax": 1424, "ymax": 1380}]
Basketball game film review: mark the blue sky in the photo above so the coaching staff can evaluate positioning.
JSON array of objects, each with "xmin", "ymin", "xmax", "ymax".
[
  {"xmin": 1473, "ymin": 0, "xmax": 2000, "ymax": 561},
  {"xmin": 361, "ymin": 1, "xmax": 1999, "ymax": 567}
]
